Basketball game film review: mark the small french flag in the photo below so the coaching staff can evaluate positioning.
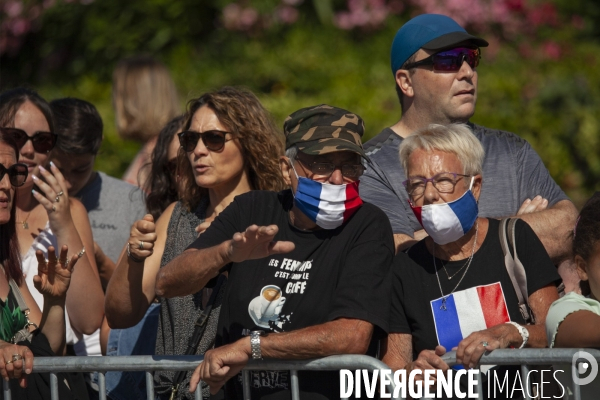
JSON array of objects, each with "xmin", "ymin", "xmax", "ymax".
[
  {"xmin": 295, "ymin": 179, "xmax": 363, "ymax": 229},
  {"xmin": 431, "ymin": 282, "xmax": 510, "ymax": 353}
]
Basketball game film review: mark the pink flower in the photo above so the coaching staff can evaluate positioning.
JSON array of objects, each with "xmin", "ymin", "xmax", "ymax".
[
  {"xmin": 4, "ymin": 1, "xmax": 23, "ymax": 18},
  {"xmin": 276, "ymin": 5, "xmax": 299, "ymax": 24},
  {"xmin": 542, "ymin": 40, "xmax": 561, "ymax": 60}
]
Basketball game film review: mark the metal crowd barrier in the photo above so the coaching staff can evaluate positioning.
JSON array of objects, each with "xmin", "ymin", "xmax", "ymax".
[{"xmin": 3, "ymin": 349, "xmax": 599, "ymax": 400}]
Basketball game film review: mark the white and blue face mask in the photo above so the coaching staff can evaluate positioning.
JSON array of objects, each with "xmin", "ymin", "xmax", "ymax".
[
  {"xmin": 290, "ymin": 164, "xmax": 363, "ymax": 230},
  {"xmin": 409, "ymin": 177, "xmax": 479, "ymax": 245}
]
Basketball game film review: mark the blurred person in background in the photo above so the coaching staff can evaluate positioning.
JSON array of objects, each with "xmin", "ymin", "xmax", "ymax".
[
  {"xmin": 105, "ymin": 86, "xmax": 287, "ymax": 399},
  {"xmin": 0, "ymin": 129, "xmax": 84, "ymax": 399},
  {"xmin": 0, "ymin": 88, "xmax": 104, "ymax": 346},
  {"xmin": 546, "ymin": 192, "xmax": 600, "ymax": 399},
  {"xmin": 49, "ymin": 97, "xmax": 147, "ymax": 400},
  {"xmin": 112, "ymin": 56, "xmax": 180, "ymax": 189},
  {"xmin": 360, "ymin": 14, "xmax": 578, "ymax": 290},
  {"xmin": 143, "ymin": 115, "xmax": 185, "ymax": 220},
  {"xmin": 100, "ymin": 115, "xmax": 184, "ymax": 400}
]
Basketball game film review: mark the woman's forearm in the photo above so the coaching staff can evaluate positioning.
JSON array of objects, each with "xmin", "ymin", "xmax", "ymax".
[{"xmin": 39, "ymin": 297, "xmax": 67, "ymax": 355}]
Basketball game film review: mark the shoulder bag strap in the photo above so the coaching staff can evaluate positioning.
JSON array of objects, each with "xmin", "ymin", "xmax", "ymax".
[
  {"xmin": 499, "ymin": 218, "xmax": 533, "ymax": 323},
  {"xmin": 170, "ymin": 274, "xmax": 227, "ymax": 399},
  {"xmin": 2, "ymin": 266, "xmax": 38, "ymax": 332}
]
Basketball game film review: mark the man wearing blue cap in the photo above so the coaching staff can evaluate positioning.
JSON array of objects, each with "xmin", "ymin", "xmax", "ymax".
[{"xmin": 361, "ymin": 14, "xmax": 577, "ymax": 270}]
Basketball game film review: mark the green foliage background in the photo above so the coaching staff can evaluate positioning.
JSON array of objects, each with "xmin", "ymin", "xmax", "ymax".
[{"xmin": 2, "ymin": 0, "xmax": 599, "ymax": 207}]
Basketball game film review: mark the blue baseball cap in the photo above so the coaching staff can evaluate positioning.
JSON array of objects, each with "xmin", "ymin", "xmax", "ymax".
[{"xmin": 391, "ymin": 14, "xmax": 489, "ymax": 74}]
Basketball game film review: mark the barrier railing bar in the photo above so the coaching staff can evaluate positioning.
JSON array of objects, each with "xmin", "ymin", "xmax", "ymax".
[
  {"xmin": 3, "ymin": 378, "xmax": 10, "ymax": 400},
  {"xmin": 243, "ymin": 369, "xmax": 251, "ymax": 400},
  {"xmin": 477, "ymin": 369, "xmax": 483, "ymax": 400},
  {"xmin": 572, "ymin": 366, "xmax": 581, "ymax": 400},
  {"xmin": 290, "ymin": 369, "xmax": 300, "ymax": 400},
  {"xmin": 441, "ymin": 348, "xmax": 600, "ymax": 366},
  {"xmin": 521, "ymin": 364, "xmax": 532, "ymax": 400},
  {"xmin": 145, "ymin": 370, "xmax": 154, "ymax": 400},
  {"xmin": 98, "ymin": 371, "xmax": 106, "ymax": 400},
  {"xmin": 50, "ymin": 372, "xmax": 58, "ymax": 400},
  {"xmin": 195, "ymin": 381, "xmax": 202, "ymax": 400}
]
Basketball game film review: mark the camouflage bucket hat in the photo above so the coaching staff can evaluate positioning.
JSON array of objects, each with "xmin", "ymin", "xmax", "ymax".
[{"xmin": 284, "ymin": 104, "xmax": 369, "ymax": 161}]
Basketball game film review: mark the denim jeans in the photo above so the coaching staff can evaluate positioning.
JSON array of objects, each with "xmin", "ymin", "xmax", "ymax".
[{"xmin": 105, "ymin": 303, "xmax": 161, "ymax": 400}]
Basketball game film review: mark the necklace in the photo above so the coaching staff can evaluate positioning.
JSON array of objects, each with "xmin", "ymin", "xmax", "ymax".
[
  {"xmin": 441, "ymin": 228, "xmax": 479, "ymax": 280},
  {"xmin": 16, "ymin": 211, "xmax": 32, "ymax": 229},
  {"xmin": 433, "ymin": 220, "xmax": 479, "ymax": 311}
]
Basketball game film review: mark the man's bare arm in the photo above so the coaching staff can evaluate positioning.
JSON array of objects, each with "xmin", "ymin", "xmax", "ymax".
[
  {"xmin": 517, "ymin": 199, "xmax": 578, "ymax": 263},
  {"xmin": 394, "ymin": 230, "xmax": 429, "ymax": 253}
]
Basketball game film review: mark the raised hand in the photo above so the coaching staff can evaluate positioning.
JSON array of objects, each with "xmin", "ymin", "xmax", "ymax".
[
  {"xmin": 33, "ymin": 245, "xmax": 77, "ymax": 299},
  {"xmin": 30, "ymin": 162, "xmax": 71, "ymax": 226},
  {"xmin": 127, "ymin": 214, "xmax": 157, "ymax": 261},
  {"xmin": 226, "ymin": 225, "xmax": 295, "ymax": 263}
]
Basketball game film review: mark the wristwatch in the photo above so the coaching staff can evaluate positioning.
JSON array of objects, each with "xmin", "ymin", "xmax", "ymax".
[
  {"xmin": 507, "ymin": 321, "xmax": 529, "ymax": 349},
  {"xmin": 250, "ymin": 330, "xmax": 266, "ymax": 359}
]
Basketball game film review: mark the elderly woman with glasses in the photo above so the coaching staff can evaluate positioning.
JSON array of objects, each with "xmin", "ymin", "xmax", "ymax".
[
  {"xmin": 381, "ymin": 124, "xmax": 560, "ymax": 398},
  {"xmin": 105, "ymin": 86, "xmax": 287, "ymax": 400},
  {"xmin": 0, "ymin": 88, "xmax": 104, "ymax": 343}
]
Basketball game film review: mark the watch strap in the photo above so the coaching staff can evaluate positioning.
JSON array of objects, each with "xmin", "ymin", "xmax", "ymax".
[
  {"xmin": 507, "ymin": 321, "xmax": 529, "ymax": 349},
  {"xmin": 250, "ymin": 331, "xmax": 263, "ymax": 359}
]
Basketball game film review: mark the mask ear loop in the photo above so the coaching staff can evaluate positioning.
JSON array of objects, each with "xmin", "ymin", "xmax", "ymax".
[
  {"xmin": 288, "ymin": 160, "xmax": 300, "ymax": 198},
  {"xmin": 468, "ymin": 176, "xmax": 474, "ymax": 191}
]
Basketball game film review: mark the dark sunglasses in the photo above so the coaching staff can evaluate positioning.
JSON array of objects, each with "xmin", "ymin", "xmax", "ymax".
[
  {"xmin": 0, "ymin": 127, "xmax": 57, "ymax": 153},
  {"xmin": 403, "ymin": 47, "xmax": 481, "ymax": 72},
  {"xmin": 0, "ymin": 163, "xmax": 28, "ymax": 187},
  {"xmin": 178, "ymin": 130, "xmax": 233, "ymax": 152}
]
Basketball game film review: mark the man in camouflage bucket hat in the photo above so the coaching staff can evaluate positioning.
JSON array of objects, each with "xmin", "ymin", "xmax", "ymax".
[
  {"xmin": 157, "ymin": 104, "xmax": 394, "ymax": 399},
  {"xmin": 283, "ymin": 104, "xmax": 369, "ymax": 160}
]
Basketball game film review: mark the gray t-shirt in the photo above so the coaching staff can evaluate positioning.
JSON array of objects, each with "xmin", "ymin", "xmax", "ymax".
[
  {"xmin": 360, "ymin": 123, "xmax": 569, "ymax": 236},
  {"xmin": 76, "ymin": 171, "xmax": 146, "ymax": 262}
]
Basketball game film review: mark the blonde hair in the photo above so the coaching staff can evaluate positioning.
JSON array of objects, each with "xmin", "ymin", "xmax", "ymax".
[
  {"xmin": 399, "ymin": 123, "xmax": 484, "ymax": 177},
  {"xmin": 112, "ymin": 56, "xmax": 179, "ymax": 142}
]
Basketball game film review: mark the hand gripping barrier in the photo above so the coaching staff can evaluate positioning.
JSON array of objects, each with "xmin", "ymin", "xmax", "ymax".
[{"xmin": 3, "ymin": 349, "xmax": 599, "ymax": 400}]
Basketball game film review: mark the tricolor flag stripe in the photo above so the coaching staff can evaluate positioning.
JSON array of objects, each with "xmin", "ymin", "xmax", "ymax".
[
  {"xmin": 422, "ymin": 203, "xmax": 465, "ymax": 236},
  {"xmin": 343, "ymin": 183, "xmax": 362, "ymax": 220},
  {"xmin": 431, "ymin": 282, "xmax": 510, "ymax": 352},
  {"xmin": 477, "ymin": 284, "xmax": 510, "ymax": 327},
  {"xmin": 294, "ymin": 179, "xmax": 321, "ymax": 221},
  {"xmin": 448, "ymin": 195, "xmax": 478, "ymax": 234}
]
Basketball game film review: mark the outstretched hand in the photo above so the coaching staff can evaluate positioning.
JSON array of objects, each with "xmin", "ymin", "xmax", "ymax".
[
  {"xmin": 226, "ymin": 225, "xmax": 295, "ymax": 263},
  {"xmin": 33, "ymin": 245, "xmax": 77, "ymax": 299}
]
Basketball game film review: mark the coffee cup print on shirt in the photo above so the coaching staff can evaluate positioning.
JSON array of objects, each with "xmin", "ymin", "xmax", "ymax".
[{"xmin": 248, "ymin": 285, "xmax": 286, "ymax": 328}]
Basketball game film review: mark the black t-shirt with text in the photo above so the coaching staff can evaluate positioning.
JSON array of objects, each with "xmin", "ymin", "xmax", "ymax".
[
  {"xmin": 188, "ymin": 190, "xmax": 395, "ymax": 400},
  {"xmin": 390, "ymin": 218, "xmax": 560, "ymax": 399}
]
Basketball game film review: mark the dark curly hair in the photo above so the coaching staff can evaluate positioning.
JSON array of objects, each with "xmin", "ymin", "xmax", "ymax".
[
  {"xmin": 0, "ymin": 131, "xmax": 24, "ymax": 285},
  {"xmin": 574, "ymin": 192, "xmax": 600, "ymax": 296},
  {"xmin": 143, "ymin": 115, "xmax": 185, "ymax": 220},
  {"xmin": 178, "ymin": 86, "xmax": 287, "ymax": 211}
]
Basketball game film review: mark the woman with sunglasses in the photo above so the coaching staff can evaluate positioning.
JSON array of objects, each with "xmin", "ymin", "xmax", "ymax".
[
  {"xmin": 105, "ymin": 86, "xmax": 287, "ymax": 399},
  {"xmin": 0, "ymin": 130, "xmax": 81, "ymax": 394},
  {"xmin": 0, "ymin": 88, "xmax": 104, "ymax": 345}
]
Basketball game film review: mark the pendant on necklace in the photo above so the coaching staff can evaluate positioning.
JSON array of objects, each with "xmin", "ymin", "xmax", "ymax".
[
  {"xmin": 440, "ymin": 297, "xmax": 447, "ymax": 311},
  {"xmin": 22, "ymin": 222, "xmax": 29, "ymax": 229}
]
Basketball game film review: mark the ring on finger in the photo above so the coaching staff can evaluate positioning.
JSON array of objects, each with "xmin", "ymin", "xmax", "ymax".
[
  {"xmin": 52, "ymin": 205, "xmax": 56, "ymax": 212},
  {"xmin": 11, "ymin": 354, "xmax": 22, "ymax": 362},
  {"xmin": 57, "ymin": 191, "xmax": 64, "ymax": 197},
  {"xmin": 55, "ymin": 195, "xmax": 60, "ymax": 203},
  {"xmin": 481, "ymin": 341, "xmax": 489, "ymax": 347},
  {"xmin": 5, "ymin": 359, "xmax": 12, "ymax": 365},
  {"xmin": 59, "ymin": 258, "xmax": 68, "ymax": 266},
  {"xmin": 139, "ymin": 240, "xmax": 145, "ymax": 250}
]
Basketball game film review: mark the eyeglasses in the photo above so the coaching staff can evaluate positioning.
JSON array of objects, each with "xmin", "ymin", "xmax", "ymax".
[
  {"xmin": 403, "ymin": 47, "xmax": 481, "ymax": 72},
  {"xmin": 0, "ymin": 163, "xmax": 28, "ymax": 187},
  {"xmin": 0, "ymin": 127, "xmax": 57, "ymax": 153},
  {"xmin": 178, "ymin": 130, "xmax": 233, "ymax": 152},
  {"xmin": 403, "ymin": 172, "xmax": 472, "ymax": 197},
  {"xmin": 297, "ymin": 157, "xmax": 364, "ymax": 179}
]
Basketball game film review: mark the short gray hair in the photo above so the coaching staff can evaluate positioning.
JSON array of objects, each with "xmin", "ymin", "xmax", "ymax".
[{"xmin": 399, "ymin": 123, "xmax": 484, "ymax": 178}]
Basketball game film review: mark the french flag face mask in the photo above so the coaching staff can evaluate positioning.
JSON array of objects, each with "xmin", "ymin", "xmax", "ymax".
[
  {"xmin": 291, "ymin": 165, "xmax": 363, "ymax": 230},
  {"xmin": 409, "ymin": 177, "xmax": 478, "ymax": 245}
]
